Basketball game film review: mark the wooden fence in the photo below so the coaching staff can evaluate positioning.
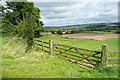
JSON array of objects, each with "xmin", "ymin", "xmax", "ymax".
[
  {"xmin": 107, "ymin": 49, "xmax": 120, "ymax": 67},
  {"xmin": 35, "ymin": 39, "xmax": 118, "ymax": 68}
]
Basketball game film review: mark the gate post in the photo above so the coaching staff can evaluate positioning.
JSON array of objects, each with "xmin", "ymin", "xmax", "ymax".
[
  {"xmin": 49, "ymin": 40, "xmax": 53, "ymax": 55},
  {"xmin": 101, "ymin": 44, "xmax": 108, "ymax": 66}
]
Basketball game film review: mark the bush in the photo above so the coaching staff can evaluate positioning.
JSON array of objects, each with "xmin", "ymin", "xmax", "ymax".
[
  {"xmin": 70, "ymin": 30, "xmax": 76, "ymax": 34},
  {"xmin": 115, "ymin": 30, "xmax": 120, "ymax": 34},
  {"xmin": 51, "ymin": 31, "xmax": 55, "ymax": 34},
  {"xmin": 57, "ymin": 30, "xmax": 62, "ymax": 35},
  {"xmin": 65, "ymin": 31, "xmax": 69, "ymax": 34}
]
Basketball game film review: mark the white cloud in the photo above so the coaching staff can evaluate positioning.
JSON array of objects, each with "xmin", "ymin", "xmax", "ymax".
[
  {"xmin": 28, "ymin": 0, "xmax": 119, "ymax": 2},
  {"xmin": 34, "ymin": 1, "xmax": 118, "ymax": 26},
  {"xmin": 1, "ymin": 0, "xmax": 118, "ymax": 26}
]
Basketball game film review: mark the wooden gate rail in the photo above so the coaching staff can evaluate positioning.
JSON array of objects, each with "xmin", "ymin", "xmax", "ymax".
[
  {"xmin": 35, "ymin": 39, "xmax": 109, "ymax": 68},
  {"xmin": 107, "ymin": 49, "xmax": 119, "ymax": 66},
  {"xmin": 58, "ymin": 55, "xmax": 95, "ymax": 68},
  {"xmin": 108, "ymin": 50, "xmax": 120, "ymax": 52},
  {"xmin": 108, "ymin": 57, "xmax": 120, "ymax": 59},
  {"xmin": 54, "ymin": 46, "xmax": 101, "ymax": 59},
  {"xmin": 53, "ymin": 43, "xmax": 101, "ymax": 53},
  {"xmin": 107, "ymin": 57, "xmax": 120, "ymax": 66},
  {"xmin": 54, "ymin": 50, "xmax": 101, "ymax": 63}
]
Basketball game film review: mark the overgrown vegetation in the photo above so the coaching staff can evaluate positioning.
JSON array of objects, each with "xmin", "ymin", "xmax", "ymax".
[{"xmin": 1, "ymin": 36, "xmax": 119, "ymax": 78}]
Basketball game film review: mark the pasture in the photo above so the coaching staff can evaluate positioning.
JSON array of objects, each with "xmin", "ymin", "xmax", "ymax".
[{"xmin": 1, "ymin": 33, "xmax": 119, "ymax": 78}]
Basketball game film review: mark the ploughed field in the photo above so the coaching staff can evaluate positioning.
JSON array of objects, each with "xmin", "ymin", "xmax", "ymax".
[{"xmin": 61, "ymin": 33, "xmax": 118, "ymax": 40}]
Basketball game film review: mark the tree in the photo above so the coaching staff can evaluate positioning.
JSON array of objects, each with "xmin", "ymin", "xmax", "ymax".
[
  {"xmin": 57, "ymin": 30, "xmax": 62, "ymax": 35},
  {"xmin": 65, "ymin": 31, "xmax": 69, "ymax": 34},
  {"xmin": 70, "ymin": 30, "xmax": 76, "ymax": 34},
  {"xmin": 51, "ymin": 30, "xmax": 55, "ymax": 34},
  {"xmin": 2, "ymin": 1, "xmax": 44, "ymax": 52}
]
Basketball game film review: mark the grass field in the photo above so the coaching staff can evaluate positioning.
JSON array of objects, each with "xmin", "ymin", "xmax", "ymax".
[
  {"xmin": 38, "ymin": 34, "xmax": 119, "ymax": 65},
  {"xmin": 39, "ymin": 34, "xmax": 119, "ymax": 51},
  {"xmin": 1, "ymin": 35, "xmax": 119, "ymax": 78}
]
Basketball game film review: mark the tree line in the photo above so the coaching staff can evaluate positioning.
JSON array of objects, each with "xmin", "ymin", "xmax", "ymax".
[{"xmin": 46, "ymin": 28, "xmax": 120, "ymax": 35}]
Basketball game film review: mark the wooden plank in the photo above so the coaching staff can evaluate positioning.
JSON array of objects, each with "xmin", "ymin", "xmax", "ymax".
[
  {"xmin": 54, "ymin": 50, "xmax": 101, "ymax": 63},
  {"xmin": 101, "ymin": 44, "xmax": 108, "ymax": 66},
  {"xmin": 75, "ymin": 48, "xmax": 96, "ymax": 66},
  {"xmin": 73, "ymin": 61, "xmax": 94, "ymax": 68},
  {"xmin": 78, "ymin": 64, "xmax": 93, "ymax": 69},
  {"xmin": 108, "ymin": 50, "xmax": 120, "ymax": 52},
  {"xmin": 36, "ymin": 42, "xmax": 42, "ymax": 45},
  {"xmin": 35, "ymin": 39, "xmax": 49, "ymax": 44},
  {"xmin": 43, "ymin": 41, "xmax": 49, "ymax": 44},
  {"xmin": 55, "ymin": 46, "xmax": 73, "ymax": 53},
  {"xmin": 54, "ymin": 47, "xmax": 101, "ymax": 59},
  {"xmin": 108, "ymin": 57, "xmax": 120, "ymax": 59},
  {"xmin": 58, "ymin": 55, "xmax": 94, "ymax": 68},
  {"xmin": 36, "ymin": 40, "xmax": 42, "ymax": 42},
  {"xmin": 37, "ymin": 44, "xmax": 42, "ymax": 46},
  {"xmin": 89, "ymin": 59, "xmax": 101, "ymax": 63},
  {"xmin": 107, "ymin": 65, "xmax": 120, "ymax": 66},
  {"xmin": 44, "ymin": 46, "xmax": 49, "ymax": 48},
  {"xmin": 53, "ymin": 43, "xmax": 101, "ymax": 53},
  {"xmin": 57, "ymin": 54, "xmax": 96, "ymax": 66},
  {"xmin": 55, "ymin": 50, "xmax": 87, "ymax": 59},
  {"xmin": 56, "ymin": 55, "xmax": 93, "ymax": 68},
  {"xmin": 44, "ymin": 50, "xmax": 49, "ymax": 53}
]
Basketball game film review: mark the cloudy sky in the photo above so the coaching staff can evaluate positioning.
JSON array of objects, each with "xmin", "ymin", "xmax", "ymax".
[
  {"xmin": 1, "ymin": 0, "xmax": 118, "ymax": 26},
  {"xmin": 31, "ymin": 0, "xmax": 118, "ymax": 26}
]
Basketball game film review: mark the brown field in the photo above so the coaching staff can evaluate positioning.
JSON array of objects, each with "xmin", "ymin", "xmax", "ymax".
[{"xmin": 61, "ymin": 33, "xmax": 118, "ymax": 40}]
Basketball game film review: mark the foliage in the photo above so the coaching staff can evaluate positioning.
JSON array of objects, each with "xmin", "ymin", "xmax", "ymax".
[
  {"xmin": 65, "ymin": 31, "xmax": 69, "ymax": 34},
  {"xmin": 51, "ymin": 30, "xmax": 55, "ymax": 34},
  {"xmin": 70, "ymin": 30, "xmax": 76, "ymax": 34},
  {"xmin": 2, "ymin": 1, "xmax": 44, "ymax": 52},
  {"xmin": 115, "ymin": 30, "xmax": 120, "ymax": 34},
  {"xmin": 57, "ymin": 30, "xmax": 62, "ymax": 35}
]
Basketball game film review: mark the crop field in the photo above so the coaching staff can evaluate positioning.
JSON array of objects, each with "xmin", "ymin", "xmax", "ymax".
[{"xmin": 61, "ymin": 33, "xmax": 118, "ymax": 40}]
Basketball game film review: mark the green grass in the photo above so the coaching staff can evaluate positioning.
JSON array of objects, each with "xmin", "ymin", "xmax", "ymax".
[
  {"xmin": 1, "ymin": 36, "xmax": 119, "ymax": 78},
  {"xmin": 38, "ymin": 34, "xmax": 119, "ymax": 51},
  {"xmin": 0, "ymin": 35, "xmax": 2, "ymax": 79},
  {"xmin": 38, "ymin": 34, "xmax": 119, "ymax": 65}
]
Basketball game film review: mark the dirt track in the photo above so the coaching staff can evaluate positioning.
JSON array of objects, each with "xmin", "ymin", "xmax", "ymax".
[{"xmin": 61, "ymin": 33, "xmax": 118, "ymax": 40}]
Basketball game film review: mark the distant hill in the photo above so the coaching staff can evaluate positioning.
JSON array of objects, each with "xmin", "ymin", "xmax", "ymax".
[{"xmin": 44, "ymin": 22, "xmax": 119, "ymax": 30}]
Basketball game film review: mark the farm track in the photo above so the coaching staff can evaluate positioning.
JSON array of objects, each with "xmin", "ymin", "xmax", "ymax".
[{"xmin": 61, "ymin": 33, "xmax": 118, "ymax": 40}]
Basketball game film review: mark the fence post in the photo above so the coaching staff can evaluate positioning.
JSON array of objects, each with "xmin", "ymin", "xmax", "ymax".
[
  {"xmin": 101, "ymin": 44, "xmax": 108, "ymax": 66},
  {"xmin": 41, "ymin": 41, "xmax": 44, "ymax": 52},
  {"xmin": 49, "ymin": 40, "xmax": 53, "ymax": 55}
]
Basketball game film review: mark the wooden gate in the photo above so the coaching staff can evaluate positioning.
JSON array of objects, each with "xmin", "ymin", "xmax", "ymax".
[
  {"xmin": 35, "ymin": 39, "xmax": 108, "ymax": 68},
  {"xmin": 53, "ymin": 43, "xmax": 101, "ymax": 68}
]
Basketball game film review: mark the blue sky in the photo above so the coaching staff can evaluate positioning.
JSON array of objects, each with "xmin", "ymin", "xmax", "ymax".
[{"xmin": 1, "ymin": 0, "xmax": 118, "ymax": 26}]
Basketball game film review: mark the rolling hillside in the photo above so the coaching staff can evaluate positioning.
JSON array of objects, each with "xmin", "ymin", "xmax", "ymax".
[{"xmin": 44, "ymin": 22, "xmax": 119, "ymax": 30}]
